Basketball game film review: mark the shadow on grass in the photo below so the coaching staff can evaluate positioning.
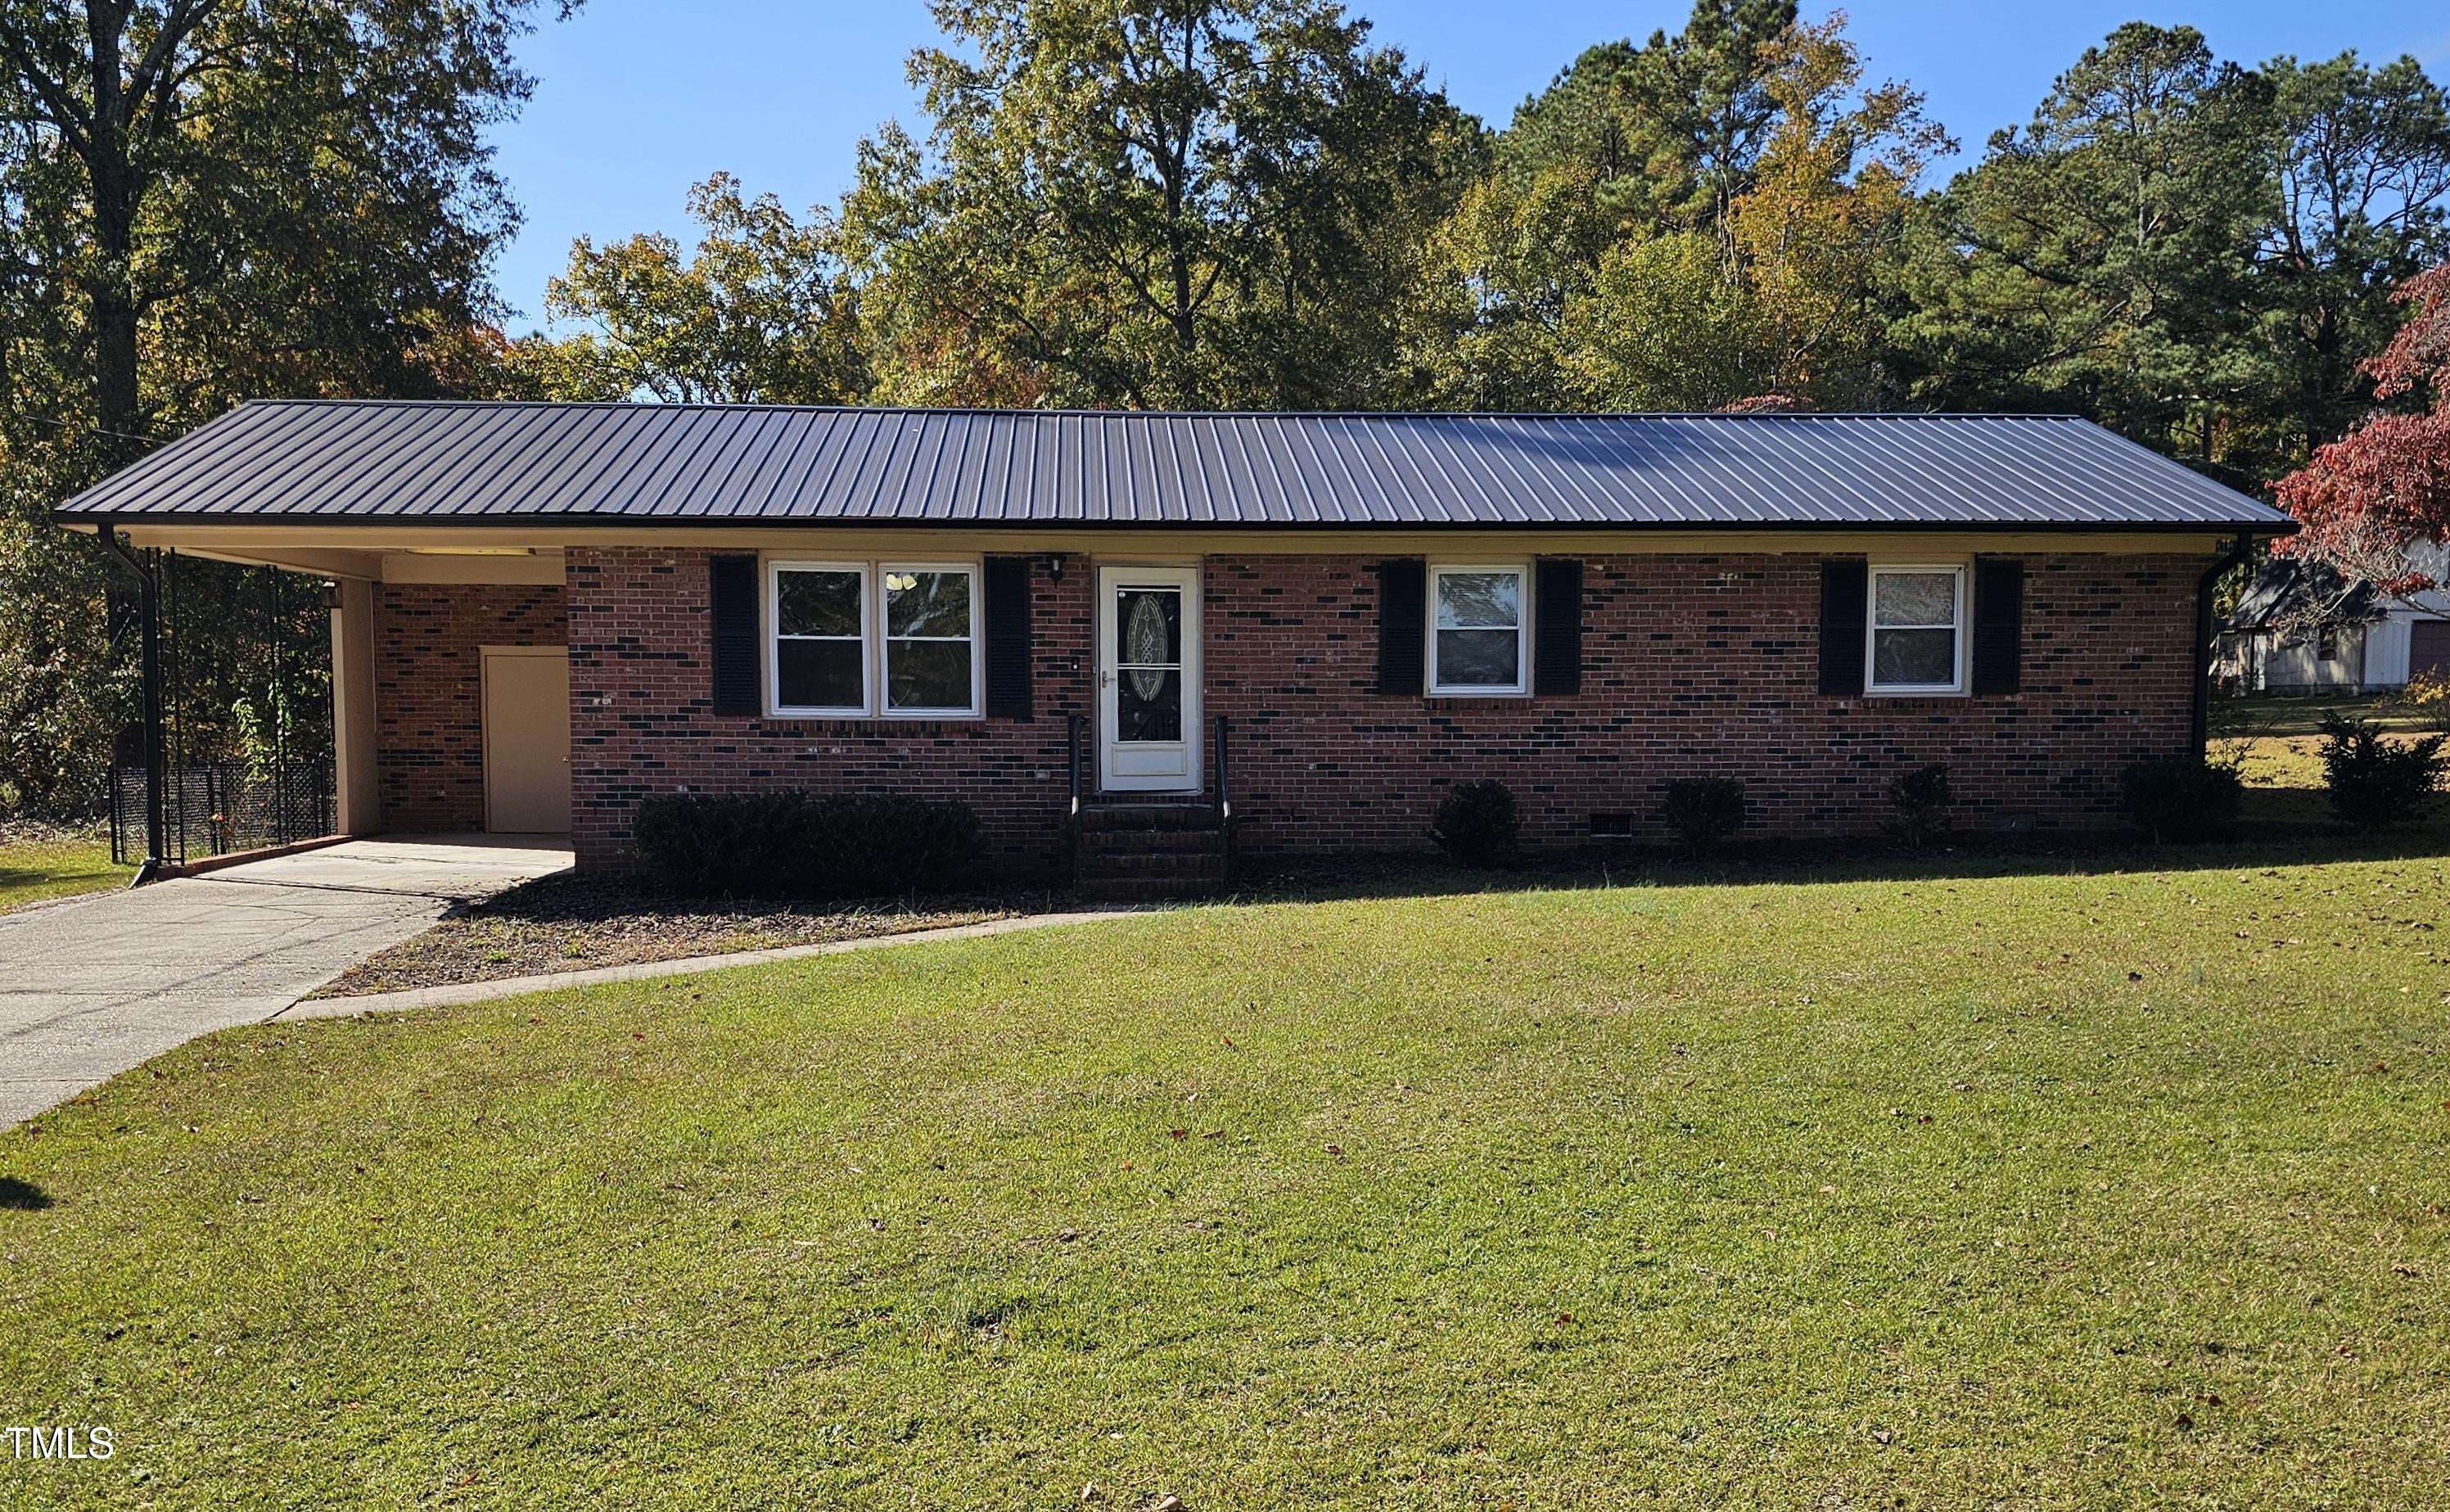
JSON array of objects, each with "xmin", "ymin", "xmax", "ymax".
[
  {"xmin": 0, "ymin": 1176, "xmax": 52, "ymax": 1212},
  {"xmin": 2212, "ymin": 690, "xmax": 2441, "ymax": 741},
  {"xmin": 0, "ymin": 864, "xmax": 111, "ymax": 892},
  {"xmin": 1224, "ymin": 797, "xmax": 2450, "ymax": 906}
]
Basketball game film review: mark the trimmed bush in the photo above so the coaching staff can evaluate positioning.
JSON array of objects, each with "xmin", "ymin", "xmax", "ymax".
[
  {"xmin": 2116, "ymin": 756, "xmax": 2243, "ymax": 844},
  {"xmin": 2318, "ymin": 714, "xmax": 2447, "ymax": 831},
  {"xmin": 632, "ymin": 791, "xmax": 814, "ymax": 896},
  {"xmin": 1884, "ymin": 762, "xmax": 1953, "ymax": 849},
  {"xmin": 633, "ymin": 791, "xmax": 983, "ymax": 897},
  {"xmin": 1658, "ymin": 778, "xmax": 1746, "ymax": 855},
  {"xmin": 1431, "ymin": 779, "xmax": 1519, "ymax": 868},
  {"xmin": 797, "ymin": 793, "xmax": 986, "ymax": 895}
]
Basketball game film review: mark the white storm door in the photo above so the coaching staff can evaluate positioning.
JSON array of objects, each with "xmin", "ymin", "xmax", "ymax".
[{"xmin": 1097, "ymin": 566, "xmax": 1200, "ymax": 792}]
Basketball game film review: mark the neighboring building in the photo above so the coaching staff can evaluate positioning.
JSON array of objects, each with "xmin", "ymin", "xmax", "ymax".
[
  {"xmin": 2218, "ymin": 545, "xmax": 2450, "ymax": 695},
  {"xmin": 59, "ymin": 403, "xmax": 2291, "ymax": 891}
]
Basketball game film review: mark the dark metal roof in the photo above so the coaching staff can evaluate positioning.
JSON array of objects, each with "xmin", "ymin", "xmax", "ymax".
[
  {"xmin": 59, "ymin": 400, "xmax": 2294, "ymax": 532},
  {"xmin": 2228, "ymin": 556, "xmax": 2374, "ymax": 628}
]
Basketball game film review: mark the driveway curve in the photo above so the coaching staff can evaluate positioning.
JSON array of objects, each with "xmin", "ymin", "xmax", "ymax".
[{"xmin": 0, "ymin": 836, "xmax": 570, "ymax": 1127}]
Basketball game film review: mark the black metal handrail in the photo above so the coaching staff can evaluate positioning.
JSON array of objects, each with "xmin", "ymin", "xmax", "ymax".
[
  {"xmin": 1067, "ymin": 712, "xmax": 1085, "ymax": 886},
  {"xmin": 1212, "ymin": 714, "xmax": 1231, "ymax": 885},
  {"xmin": 1067, "ymin": 713, "xmax": 1084, "ymax": 817}
]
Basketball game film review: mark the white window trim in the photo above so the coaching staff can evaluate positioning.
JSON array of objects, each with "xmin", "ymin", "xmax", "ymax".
[
  {"xmin": 1427, "ymin": 563, "xmax": 1531, "ymax": 697},
  {"xmin": 878, "ymin": 561, "xmax": 983, "ymax": 719},
  {"xmin": 1865, "ymin": 562, "xmax": 1969, "ymax": 697},
  {"xmin": 765, "ymin": 557, "xmax": 982, "ymax": 720},
  {"xmin": 768, "ymin": 559, "xmax": 870, "ymax": 718}
]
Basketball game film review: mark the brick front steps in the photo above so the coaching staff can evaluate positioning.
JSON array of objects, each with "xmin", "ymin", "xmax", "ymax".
[{"xmin": 1075, "ymin": 801, "xmax": 1228, "ymax": 902}]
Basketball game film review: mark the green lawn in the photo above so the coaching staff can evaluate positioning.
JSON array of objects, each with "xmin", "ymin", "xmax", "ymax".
[
  {"xmin": 6, "ymin": 838, "xmax": 2448, "ymax": 1506},
  {"xmin": 0, "ymin": 832, "xmax": 128, "ymax": 914},
  {"xmin": 2212, "ymin": 692, "xmax": 2448, "ymax": 818}
]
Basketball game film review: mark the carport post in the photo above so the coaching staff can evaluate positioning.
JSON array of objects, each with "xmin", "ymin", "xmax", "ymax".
[
  {"xmin": 96, "ymin": 521, "xmax": 167, "ymax": 882},
  {"xmin": 327, "ymin": 577, "xmax": 380, "ymax": 836}
]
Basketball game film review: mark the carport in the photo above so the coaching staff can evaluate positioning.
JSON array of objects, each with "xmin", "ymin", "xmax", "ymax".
[{"xmin": 68, "ymin": 519, "xmax": 574, "ymax": 879}]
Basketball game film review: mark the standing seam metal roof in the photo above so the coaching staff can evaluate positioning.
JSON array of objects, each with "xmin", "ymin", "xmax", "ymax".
[{"xmin": 56, "ymin": 401, "xmax": 2296, "ymax": 531}]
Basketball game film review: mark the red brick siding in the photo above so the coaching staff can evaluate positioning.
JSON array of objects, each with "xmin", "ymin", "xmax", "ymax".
[
  {"xmin": 375, "ymin": 583, "xmax": 568, "ymax": 832},
  {"xmin": 567, "ymin": 548, "xmax": 1093, "ymax": 873},
  {"xmin": 1207, "ymin": 553, "xmax": 2200, "ymax": 855},
  {"xmin": 557, "ymin": 546, "xmax": 2204, "ymax": 873}
]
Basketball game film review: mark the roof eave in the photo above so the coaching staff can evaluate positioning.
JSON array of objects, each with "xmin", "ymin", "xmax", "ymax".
[{"xmin": 58, "ymin": 510, "xmax": 2298, "ymax": 535}]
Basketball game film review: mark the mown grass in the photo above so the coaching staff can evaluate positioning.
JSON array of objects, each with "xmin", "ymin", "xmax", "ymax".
[
  {"xmin": 2213, "ymin": 691, "xmax": 2448, "ymax": 819},
  {"xmin": 4, "ymin": 831, "xmax": 2448, "ymax": 1509},
  {"xmin": 0, "ymin": 832, "xmax": 127, "ymax": 914}
]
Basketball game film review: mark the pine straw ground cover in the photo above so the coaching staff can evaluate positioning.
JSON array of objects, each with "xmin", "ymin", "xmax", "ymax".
[
  {"xmin": 308, "ymin": 873, "xmax": 1043, "ymax": 998},
  {"xmin": 3, "ymin": 837, "xmax": 2448, "ymax": 1509}
]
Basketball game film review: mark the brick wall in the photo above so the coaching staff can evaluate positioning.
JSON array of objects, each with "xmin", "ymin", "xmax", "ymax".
[
  {"xmin": 375, "ymin": 582, "xmax": 567, "ymax": 831},
  {"xmin": 567, "ymin": 547, "xmax": 1093, "ymax": 873},
  {"xmin": 1207, "ymin": 553, "xmax": 2202, "ymax": 855},
  {"xmin": 556, "ymin": 545, "xmax": 2205, "ymax": 873}
]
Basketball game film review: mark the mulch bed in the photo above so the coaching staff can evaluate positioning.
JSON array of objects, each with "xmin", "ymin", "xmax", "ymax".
[{"xmin": 309, "ymin": 872, "xmax": 1059, "ymax": 999}]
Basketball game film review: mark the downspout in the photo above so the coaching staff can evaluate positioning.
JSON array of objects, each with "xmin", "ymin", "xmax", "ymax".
[
  {"xmin": 93, "ymin": 521, "xmax": 167, "ymax": 885},
  {"xmin": 2193, "ymin": 533, "xmax": 2254, "ymax": 756}
]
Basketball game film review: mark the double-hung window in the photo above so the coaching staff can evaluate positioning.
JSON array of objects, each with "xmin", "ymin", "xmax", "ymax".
[
  {"xmin": 1866, "ymin": 565, "xmax": 1965, "ymax": 695},
  {"xmin": 773, "ymin": 564, "xmax": 868, "ymax": 715},
  {"xmin": 1429, "ymin": 565, "xmax": 1527, "ymax": 696},
  {"xmin": 769, "ymin": 560, "xmax": 978, "ymax": 717},
  {"xmin": 882, "ymin": 568, "xmax": 977, "ymax": 712}
]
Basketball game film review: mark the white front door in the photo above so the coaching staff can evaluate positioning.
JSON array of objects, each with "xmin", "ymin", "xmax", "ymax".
[{"xmin": 1098, "ymin": 565, "xmax": 1200, "ymax": 793}]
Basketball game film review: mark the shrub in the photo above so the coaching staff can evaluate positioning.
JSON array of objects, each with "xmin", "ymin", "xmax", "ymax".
[
  {"xmin": 799, "ymin": 792, "xmax": 986, "ymax": 895},
  {"xmin": 2116, "ymin": 756, "xmax": 2243, "ymax": 843},
  {"xmin": 2399, "ymin": 670, "xmax": 2450, "ymax": 734},
  {"xmin": 1430, "ymin": 779, "xmax": 1519, "ymax": 868},
  {"xmin": 632, "ymin": 791, "xmax": 814, "ymax": 896},
  {"xmin": 1884, "ymin": 762, "xmax": 1953, "ymax": 849},
  {"xmin": 633, "ymin": 790, "xmax": 983, "ymax": 897},
  {"xmin": 1658, "ymin": 778, "xmax": 1747, "ymax": 855},
  {"xmin": 2317, "ymin": 714, "xmax": 2447, "ymax": 830}
]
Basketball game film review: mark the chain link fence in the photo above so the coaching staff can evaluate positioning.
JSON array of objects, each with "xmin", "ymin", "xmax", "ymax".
[{"xmin": 109, "ymin": 763, "xmax": 336, "ymax": 866}]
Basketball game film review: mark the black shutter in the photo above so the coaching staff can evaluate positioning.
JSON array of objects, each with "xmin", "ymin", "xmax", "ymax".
[
  {"xmin": 983, "ymin": 555, "xmax": 1033, "ymax": 719},
  {"xmin": 709, "ymin": 553, "xmax": 759, "ymax": 715},
  {"xmin": 1971, "ymin": 556, "xmax": 2024, "ymax": 695},
  {"xmin": 1533, "ymin": 557, "xmax": 1583, "ymax": 695},
  {"xmin": 1817, "ymin": 558, "xmax": 1868, "ymax": 695},
  {"xmin": 1375, "ymin": 558, "xmax": 1426, "ymax": 694}
]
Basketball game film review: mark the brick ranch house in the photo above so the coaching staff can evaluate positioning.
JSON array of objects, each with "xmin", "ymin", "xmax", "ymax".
[{"xmin": 60, "ymin": 403, "xmax": 2292, "ymax": 891}]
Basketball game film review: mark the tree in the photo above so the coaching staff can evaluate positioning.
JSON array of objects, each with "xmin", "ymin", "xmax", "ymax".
[
  {"xmin": 1724, "ymin": 15, "xmax": 1950, "ymax": 404},
  {"xmin": 535, "ymin": 174, "xmax": 867, "ymax": 404},
  {"xmin": 1395, "ymin": 164, "xmax": 1622, "ymax": 409},
  {"xmin": 1501, "ymin": 0, "xmax": 1798, "ymax": 243},
  {"xmin": 0, "ymin": 0, "xmax": 557, "ymax": 464},
  {"xmin": 841, "ymin": 0, "xmax": 1468, "ymax": 409},
  {"xmin": 1416, "ymin": 7, "xmax": 1942, "ymax": 413},
  {"xmin": 2276, "ymin": 262, "xmax": 2450, "ymax": 593},
  {"xmin": 1893, "ymin": 30, "xmax": 2450, "ymax": 492},
  {"xmin": 2256, "ymin": 53, "xmax": 2450, "ymax": 467},
  {"xmin": 1890, "ymin": 25, "xmax": 2274, "ymax": 478},
  {"xmin": 1565, "ymin": 232, "xmax": 1772, "ymax": 409},
  {"xmin": 0, "ymin": 0, "xmax": 569, "ymax": 813}
]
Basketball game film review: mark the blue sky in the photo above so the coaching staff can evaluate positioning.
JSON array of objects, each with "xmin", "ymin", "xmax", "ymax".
[{"xmin": 487, "ymin": 0, "xmax": 2450, "ymax": 333}]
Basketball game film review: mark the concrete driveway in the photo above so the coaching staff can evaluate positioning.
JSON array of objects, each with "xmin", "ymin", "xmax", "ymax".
[{"xmin": 0, "ymin": 835, "xmax": 571, "ymax": 1127}]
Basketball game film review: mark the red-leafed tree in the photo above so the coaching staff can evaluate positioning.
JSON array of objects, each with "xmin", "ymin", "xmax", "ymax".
[{"xmin": 2276, "ymin": 264, "xmax": 2450, "ymax": 594}]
